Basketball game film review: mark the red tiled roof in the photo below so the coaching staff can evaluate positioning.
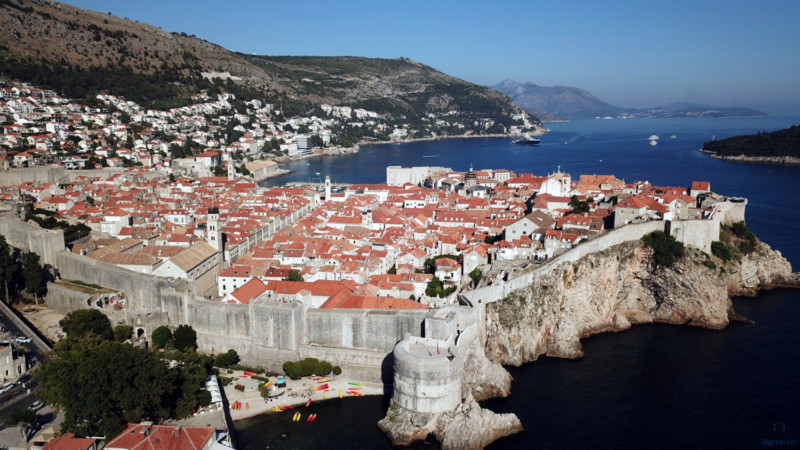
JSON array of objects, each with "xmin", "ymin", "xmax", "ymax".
[{"xmin": 106, "ymin": 424, "xmax": 214, "ymax": 450}]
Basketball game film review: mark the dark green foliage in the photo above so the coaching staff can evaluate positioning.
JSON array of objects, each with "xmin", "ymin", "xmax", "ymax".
[
  {"xmin": 172, "ymin": 324, "xmax": 197, "ymax": 352},
  {"xmin": 214, "ymin": 349, "xmax": 240, "ymax": 368},
  {"xmin": 8, "ymin": 408, "xmax": 37, "ymax": 426},
  {"xmin": 730, "ymin": 221, "xmax": 757, "ymax": 254},
  {"xmin": 282, "ymin": 358, "xmax": 334, "ymax": 379},
  {"xmin": 703, "ymin": 125, "xmax": 800, "ymax": 158},
  {"xmin": 22, "ymin": 252, "xmax": 46, "ymax": 299},
  {"xmin": 35, "ymin": 335, "xmax": 177, "ymax": 439},
  {"xmin": 484, "ymin": 234, "xmax": 502, "ymax": 244},
  {"xmin": 0, "ymin": 236, "xmax": 21, "ymax": 302},
  {"xmin": 113, "ymin": 324, "xmax": 134, "ymax": 342},
  {"xmin": 59, "ymin": 309, "xmax": 113, "ymax": 340},
  {"xmin": 468, "ymin": 267, "xmax": 483, "ymax": 287},
  {"xmin": 332, "ymin": 365, "xmax": 342, "ymax": 376},
  {"xmin": 569, "ymin": 195, "xmax": 590, "ymax": 214},
  {"xmin": 212, "ymin": 165, "xmax": 227, "ymax": 177},
  {"xmin": 234, "ymin": 384, "xmax": 244, "ymax": 392},
  {"xmin": 641, "ymin": 231, "xmax": 685, "ymax": 267},
  {"xmin": 0, "ymin": 54, "xmax": 191, "ymax": 110},
  {"xmin": 151, "ymin": 326, "xmax": 172, "ymax": 349},
  {"xmin": 171, "ymin": 350, "xmax": 214, "ymax": 418},
  {"xmin": 711, "ymin": 241, "xmax": 732, "ymax": 262},
  {"xmin": 425, "ymin": 276, "xmax": 458, "ymax": 298},
  {"xmin": 25, "ymin": 212, "xmax": 90, "ymax": 243},
  {"xmin": 282, "ymin": 270, "xmax": 303, "ymax": 281},
  {"xmin": 701, "ymin": 259, "xmax": 717, "ymax": 269}
]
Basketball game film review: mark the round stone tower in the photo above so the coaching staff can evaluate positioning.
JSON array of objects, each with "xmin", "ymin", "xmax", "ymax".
[{"xmin": 391, "ymin": 335, "xmax": 462, "ymax": 414}]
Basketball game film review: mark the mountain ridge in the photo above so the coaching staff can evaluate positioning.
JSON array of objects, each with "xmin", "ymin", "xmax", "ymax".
[
  {"xmin": 0, "ymin": 0, "xmax": 538, "ymax": 132},
  {"xmin": 493, "ymin": 79, "xmax": 767, "ymax": 120}
]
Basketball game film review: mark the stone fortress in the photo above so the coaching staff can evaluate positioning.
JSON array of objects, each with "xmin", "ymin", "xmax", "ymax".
[{"xmin": 0, "ymin": 165, "xmax": 748, "ymax": 447}]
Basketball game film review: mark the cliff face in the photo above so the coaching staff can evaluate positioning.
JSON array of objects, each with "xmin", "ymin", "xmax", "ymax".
[{"xmin": 485, "ymin": 240, "xmax": 794, "ymax": 366}]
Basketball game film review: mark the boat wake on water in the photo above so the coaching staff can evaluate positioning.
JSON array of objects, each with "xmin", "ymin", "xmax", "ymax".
[{"xmin": 422, "ymin": 155, "xmax": 439, "ymax": 158}]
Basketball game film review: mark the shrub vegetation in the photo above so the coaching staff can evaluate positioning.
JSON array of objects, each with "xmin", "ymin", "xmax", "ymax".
[
  {"xmin": 282, "ymin": 358, "xmax": 334, "ymax": 379},
  {"xmin": 641, "ymin": 231, "xmax": 685, "ymax": 267}
]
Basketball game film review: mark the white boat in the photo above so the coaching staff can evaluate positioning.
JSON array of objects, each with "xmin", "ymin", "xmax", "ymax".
[
  {"xmin": 512, "ymin": 134, "xmax": 541, "ymax": 146},
  {"xmin": 648, "ymin": 134, "xmax": 660, "ymax": 140},
  {"xmin": 649, "ymin": 139, "xmax": 658, "ymax": 146},
  {"xmin": 670, "ymin": 135, "xmax": 677, "ymax": 139}
]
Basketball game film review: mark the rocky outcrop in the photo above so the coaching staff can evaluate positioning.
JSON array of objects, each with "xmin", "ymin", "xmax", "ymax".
[
  {"xmin": 709, "ymin": 154, "xmax": 800, "ymax": 165},
  {"xmin": 381, "ymin": 237, "xmax": 795, "ymax": 449},
  {"xmin": 485, "ymin": 239, "xmax": 795, "ymax": 366},
  {"xmin": 378, "ymin": 395, "xmax": 522, "ymax": 450},
  {"xmin": 459, "ymin": 321, "xmax": 512, "ymax": 402}
]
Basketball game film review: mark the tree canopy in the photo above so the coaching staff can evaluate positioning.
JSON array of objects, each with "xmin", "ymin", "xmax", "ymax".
[
  {"xmin": 0, "ymin": 236, "xmax": 21, "ymax": 303},
  {"xmin": 34, "ymin": 334, "xmax": 212, "ymax": 440},
  {"xmin": 282, "ymin": 270, "xmax": 303, "ymax": 282},
  {"xmin": 113, "ymin": 324, "xmax": 134, "ymax": 342},
  {"xmin": 59, "ymin": 309, "xmax": 113, "ymax": 341},
  {"xmin": 569, "ymin": 195, "xmax": 591, "ymax": 214},
  {"xmin": 23, "ymin": 252, "xmax": 46, "ymax": 300},
  {"xmin": 703, "ymin": 125, "xmax": 800, "ymax": 158},
  {"xmin": 214, "ymin": 349, "xmax": 240, "ymax": 368},
  {"xmin": 151, "ymin": 326, "xmax": 173, "ymax": 349},
  {"xmin": 172, "ymin": 325, "xmax": 197, "ymax": 352}
]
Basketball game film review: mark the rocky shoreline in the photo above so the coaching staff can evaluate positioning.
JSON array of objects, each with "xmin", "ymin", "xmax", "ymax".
[
  {"xmin": 484, "ymin": 239, "xmax": 796, "ymax": 366},
  {"xmin": 698, "ymin": 149, "xmax": 800, "ymax": 165},
  {"xmin": 380, "ymin": 236, "xmax": 797, "ymax": 449}
]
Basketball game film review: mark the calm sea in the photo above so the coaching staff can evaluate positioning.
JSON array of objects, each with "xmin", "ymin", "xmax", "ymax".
[{"xmin": 242, "ymin": 117, "xmax": 800, "ymax": 449}]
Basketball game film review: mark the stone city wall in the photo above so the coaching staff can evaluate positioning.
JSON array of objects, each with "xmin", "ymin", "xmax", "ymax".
[
  {"xmin": 306, "ymin": 308, "xmax": 429, "ymax": 352},
  {"xmin": 715, "ymin": 199, "xmax": 748, "ymax": 226},
  {"xmin": 0, "ymin": 167, "xmax": 68, "ymax": 186},
  {"xmin": 0, "ymin": 216, "xmax": 65, "ymax": 267},
  {"xmin": 463, "ymin": 218, "xmax": 719, "ymax": 305},
  {"xmin": 56, "ymin": 251, "xmax": 166, "ymax": 310},
  {"xmin": 667, "ymin": 218, "xmax": 719, "ymax": 254}
]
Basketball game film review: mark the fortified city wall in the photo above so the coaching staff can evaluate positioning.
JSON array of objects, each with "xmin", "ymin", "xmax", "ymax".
[
  {"xmin": 5, "ymin": 195, "xmax": 744, "ymax": 385},
  {"xmin": 0, "ymin": 215, "xmax": 65, "ymax": 267},
  {"xmin": 386, "ymin": 166, "xmax": 452, "ymax": 186},
  {"xmin": 0, "ymin": 166, "xmax": 127, "ymax": 186}
]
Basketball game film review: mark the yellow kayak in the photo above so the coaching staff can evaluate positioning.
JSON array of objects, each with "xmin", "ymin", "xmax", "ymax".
[{"xmin": 338, "ymin": 388, "xmax": 342, "ymax": 399}]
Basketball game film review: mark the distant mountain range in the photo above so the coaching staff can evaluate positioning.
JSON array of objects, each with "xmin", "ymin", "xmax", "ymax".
[{"xmin": 493, "ymin": 80, "xmax": 767, "ymax": 120}]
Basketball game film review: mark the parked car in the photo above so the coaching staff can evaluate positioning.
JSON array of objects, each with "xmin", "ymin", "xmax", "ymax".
[
  {"xmin": 29, "ymin": 400, "xmax": 43, "ymax": 411},
  {"xmin": 0, "ymin": 382, "xmax": 14, "ymax": 394},
  {"xmin": 15, "ymin": 336, "xmax": 32, "ymax": 344}
]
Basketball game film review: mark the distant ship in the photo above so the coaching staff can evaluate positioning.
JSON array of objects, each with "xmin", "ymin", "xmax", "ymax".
[
  {"xmin": 649, "ymin": 134, "xmax": 660, "ymax": 140},
  {"xmin": 512, "ymin": 134, "xmax": 541, "ymax": 146},
  {"xmin": 649, "ymin": 139, "xmax": 658, "ymax": 146}
]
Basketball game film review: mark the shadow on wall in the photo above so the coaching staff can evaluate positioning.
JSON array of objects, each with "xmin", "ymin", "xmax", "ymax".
[{"xmin": 381, "ymin": 351, "xmax": 395, "ymax": 408}]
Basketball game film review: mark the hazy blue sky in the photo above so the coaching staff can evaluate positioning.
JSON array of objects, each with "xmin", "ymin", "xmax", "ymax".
[{"xmin": 63, "ymin": 0, "xmax": 800, "ymax": 113}]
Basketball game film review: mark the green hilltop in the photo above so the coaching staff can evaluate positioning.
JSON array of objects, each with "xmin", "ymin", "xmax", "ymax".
[{"xmin": 703, "ymin": 125, "xmax": 800, "ymax": 158}]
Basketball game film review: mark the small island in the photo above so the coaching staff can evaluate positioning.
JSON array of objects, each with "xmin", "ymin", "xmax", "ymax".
[{"xmin": 701, "ymin": 125, "xmax": 800, "ymax": 165}]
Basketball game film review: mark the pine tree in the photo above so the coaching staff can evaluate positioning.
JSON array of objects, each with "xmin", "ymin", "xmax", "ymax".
[
  {"xmin": 22, "ymin": 252, "xmax": 46, "ymax": 306},
  {"xmin": 0, "ymin": 237, "xmax": 20, "ymax": 303}
]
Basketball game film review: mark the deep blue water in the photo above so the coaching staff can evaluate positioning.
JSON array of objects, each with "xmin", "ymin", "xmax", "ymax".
[{"xmin": 242, "ymin": 117, "xmax": 800, "ymax": 449}]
